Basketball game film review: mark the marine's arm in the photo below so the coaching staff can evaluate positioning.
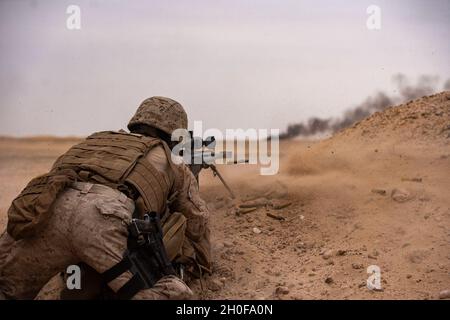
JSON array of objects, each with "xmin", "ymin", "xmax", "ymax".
[{"xmin": 170, "ymin": 164, "xmax": 212, "ymax": 272}]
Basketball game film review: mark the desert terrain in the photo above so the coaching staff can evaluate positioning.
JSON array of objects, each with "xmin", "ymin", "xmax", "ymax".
[{"xmin": 1, "ymin": 92, "xmax": 449, "ymax": 299}]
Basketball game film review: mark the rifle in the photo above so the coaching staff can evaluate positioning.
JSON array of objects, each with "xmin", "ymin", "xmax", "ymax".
[
  {"xmin": 126, "ymin": 212, "xmax": 175, "ymax": 287},
  {"xmin": 185, "ymin": 131, "xmax": 248, "ymax": 199}
]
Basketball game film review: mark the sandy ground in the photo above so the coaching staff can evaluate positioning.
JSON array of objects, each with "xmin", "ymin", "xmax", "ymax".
[{"xmin": 1, "ymin": 92, "xmax": 449, "ymax": 299}]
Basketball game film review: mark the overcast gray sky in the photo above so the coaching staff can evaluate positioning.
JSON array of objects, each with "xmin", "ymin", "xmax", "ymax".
[{"xmin": 0, "ymin": 0, "xmax": 449, "ymax": 136}]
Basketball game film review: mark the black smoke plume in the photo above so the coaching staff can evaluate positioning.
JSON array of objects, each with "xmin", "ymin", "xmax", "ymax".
[{"xmin": 280, "ymin": 74, "xmax": 449, "ymax": 139}]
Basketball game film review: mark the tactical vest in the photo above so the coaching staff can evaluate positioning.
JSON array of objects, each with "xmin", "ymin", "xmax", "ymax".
[
  {"xmin": 52, "ymin": 130, "xmax": 178, "ymax": 215},
  {"xmin": 7, "ymin": 130, "xmax": 182, "ymax": 240}
]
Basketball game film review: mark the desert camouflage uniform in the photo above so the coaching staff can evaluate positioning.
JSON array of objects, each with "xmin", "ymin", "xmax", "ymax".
[
  {"xmin": 0, "ymin": 97, "xmax": 211, "ymax": 300},
  {"xmin": 0, "ymin": 144, "xmax": 210, "ymax": 299}
]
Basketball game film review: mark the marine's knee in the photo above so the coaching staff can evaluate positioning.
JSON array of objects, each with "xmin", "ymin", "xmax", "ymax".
[{"xmin": 133, "ymin": 275, "xmax": 193, "ymax": 300}]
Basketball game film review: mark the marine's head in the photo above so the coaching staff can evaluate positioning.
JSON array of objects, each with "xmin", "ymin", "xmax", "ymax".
[{"xmin": 128, "ymin": 96, "xmax": 188, "ymax": 142}]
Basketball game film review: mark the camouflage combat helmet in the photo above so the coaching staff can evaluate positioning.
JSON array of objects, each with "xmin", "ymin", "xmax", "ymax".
[{"xmin": 128, "ymin": 96, "xmax": 188, "ymax": 135}]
